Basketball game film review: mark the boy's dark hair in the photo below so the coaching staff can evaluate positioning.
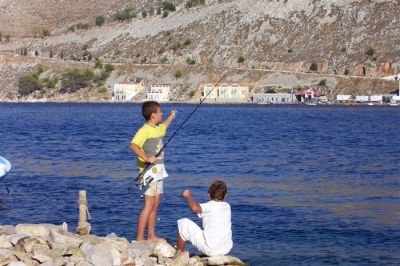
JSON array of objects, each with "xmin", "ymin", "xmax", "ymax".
[
  {"xmin": 208, "ymin": 181, "xmax": 227, "ymax": 201},
  {"xmin": 142, "ymin": 101, "xmax": 160, "ymax": 121}
]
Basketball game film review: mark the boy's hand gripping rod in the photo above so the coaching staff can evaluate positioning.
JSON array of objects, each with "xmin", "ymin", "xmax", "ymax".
[{"xmin": 128, "ymin": 73, "xmax": 227, "ymax": 192}]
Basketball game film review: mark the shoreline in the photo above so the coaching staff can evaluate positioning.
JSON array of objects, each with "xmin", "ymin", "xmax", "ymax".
[{"xmin": 0, "ymin": 223, "xmax": 246, "ymax": 266}]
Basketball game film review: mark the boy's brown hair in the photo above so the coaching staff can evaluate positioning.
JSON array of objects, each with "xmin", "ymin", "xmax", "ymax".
[
  {"xmin": 142, "ymin": 101, "xmax": 160, "ymax": 121},
  {"xmin": 208, "ymin": 181, "xmax": 227, "ymax": 201}
]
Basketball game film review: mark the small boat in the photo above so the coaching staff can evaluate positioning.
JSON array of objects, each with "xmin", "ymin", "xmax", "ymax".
[{"xmin": 305, "ymin": 102, "xmax": 317, "ymax": 106}]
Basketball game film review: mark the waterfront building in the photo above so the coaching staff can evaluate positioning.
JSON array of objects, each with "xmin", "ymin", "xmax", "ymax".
[
  {"xmin": 369, "ymin": 95, "xmax": 383, "ymax": 103},
  {"xmin": 113, "ymin": 82, "xmax": 144, "ymax": 102},
  {"xmin": 336, "ymin": 95, "xmax": 352, "ymax": 102},
  {"xmin": 202, "ymin": 83, "xmax": 250, "ymax": 103},
  {"xmin": 144, "ymin": 85, "xmax": 170, "ymax": 102},
  {"xmin": 252, "ymin": 93, "xmax": 294, "ymax": 104},
  {"xmin": 355, "ymin": 96, "xmax": 369, "ymax": 103}
]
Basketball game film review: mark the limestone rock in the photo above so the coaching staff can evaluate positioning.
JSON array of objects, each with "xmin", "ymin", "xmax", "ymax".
[
  {"xmin": 0, "ymin": 248, "xmax": 13, "ymax": 258},
  {"xmin": 32, "ymin": 243, "xmax": 62, "ymax": 263},
  {"xmin": 102, "ymin": 237, "xmax": 129, "ymax": 252},
  {"xmin": 0, "ymin": 225, "xmax": 16, "ymax": 235},
  {"xmin": 22, "ymin": 237, "xmax": 40, "ymax": 253},
  {"xmin": 76, "ymin": 261, "xmax": 94, "ymax": 266},
  {"xmin": 8, "ymin": 262, "xmax": 27, "ymax": 266},
  {"xmin": 84, "ymin": 243, "xmax": 113, "ymax": 266},
  {"xmin": 12, "ymin": 250, "xmax": 35, "ymax": 266},
  {"xmin": 206, "ymin": 255, "xmax": 247, "ymax": 266},
  {"xmin": 153, "ymin": 240, "xmax": 176, "ymax": 258},
  {"xmin": 129, "ymin": 240, "xmax": 156, "ymax": 258},
  {"xmin": 49, "ymin": 229, "xmax": 83, "ymax": 248},
  {"xmin": 171, "ymin": 251, "xmax": 189, "ymax": 266},
  {"xmin": 16, "ymin": 224, "xmax": 59, "ymax": 237},
  {"xmin": 39, "ymin": 260, "xmax": 58, "ymax": 266},
  {"xmin": 0, "ymin": 235, "xmax": 12, "ymax": 249},
  {"xmin": 10, "ymin": 234, "xmax": 29, "ymax": 246}
]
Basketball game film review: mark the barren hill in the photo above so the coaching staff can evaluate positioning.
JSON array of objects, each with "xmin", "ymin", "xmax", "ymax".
[{"xmin": 0, "ymin": 0, "xmax": 399, "ymax": 101}]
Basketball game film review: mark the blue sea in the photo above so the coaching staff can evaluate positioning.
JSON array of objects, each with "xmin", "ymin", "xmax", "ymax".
[{"xmin": 0, "ymin": 103, "xmax": 399, "ymax": 265}]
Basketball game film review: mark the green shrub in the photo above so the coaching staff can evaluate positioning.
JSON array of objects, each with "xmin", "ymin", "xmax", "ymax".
[
  {"xmin": 162, "ymin": 1, "xmax": 176, "ymax": 12},
  {"xmin": 95, "ymin": 16, "xmax": 105, "ymax": 26},
  {"xmin": 186, "ymin": 57, "xmax": 196, "ymax": 65},
  {"xmin": 5, "ymin": 35, "xmax": 10, "ymax": 41},
  {"xmin": 149, "ymin": 7, "xmax": 155, "ymax": 16},
  {"xmin": 183, "ymin": 39, "xmax": 191, "ymax": 46},
  {"xmin": 18, "ymin": 74, "xmax": 42, "ymax": 96},
  {"xmin": 186, "ymin": 0, "xmax": 206, "ymax": 8},
  {"xmin": 42, "ymin": 29, "xmax": 50, "ymax": 37},
  {"xmin": 104, "ymin": 63, "xmax": 114, "ymax": 72},
  {"xmin": 47, "ymin": 77, "xmax": 59, "ymax": 89},
  {"xmin": 82, "ymin": 50, "xmax": 92, "ymax": 61},
  {"xmin": 60, "ymin": 69, "xmax": 90, "ymax": 93},
  {"xmin": 98, "ymin": 86, "xmax": 108, "ymax": 93},
  {"xmin": 319, "ymin": 79, "xmax": 327, "ymax": 86},
  {"xmin": 344, "ymin": 69, "xmax": 349, "ymax": 75},
  {"xmin": 288, "ymin": 48, "xmax": 293, "ymax": 53},
  {"xmin": 35, "ymin": 50, "xmax": 39, "ymax": 56},
  {"xmin": 60, "ymin": 50, "xmax": 64, "ymax": 59},
  {"xmin": 171, "ymin": 42, "xmax": 182, "ymax": 51},
  {"xmin": 160, "ymin": 56, "xmax": 168, "ymax": 64},
  {"xmin": 76, "ymin": 23, "xmax": 89, "ymax": 30},
  {"xmin": 175, "ymin": 70, "xmax": 182, "ymax": 78},
  {"xmin": 162, "ymin": 10, "xmax": 169, "ymax": 18},
  {"xmin": 366, "ymin": 47, "xmax": 375, "ymax": 56},
  {"xmin": 142, "ymin": 10, "xmax": 148, "ymax": 18},
  {"xmin": 49, "ymin": 50, "xmax": 53, "ymax": 58},
  {"xmin": 95, "ymin": 59, "xmax": 103, "ymax": 69},
  {"xmin": 0, "ymin": 32, "xmax": 2, "ymax": 41},
  {"xmin": 189, "ymin": 90, "xmax": 195, "ymax": 97},
  {"xmin": 158, "ymin": 47, "xmax": 165, "ymax": 54},
  {"xmin": 237, "ymin": 55, "xmax": 245, "ymax": 63},
  {"xmin": 309, "ymin": 63, "xmax": 318, "ymax": 72},
  {"xmin": 266, "ymin": 88, "xmax": 276, "ymax": 93},
  {"xmin": 114, "ymin": 9, "xmax": 136, "ymax": 21},
  {"xmin": 157, "ymin": 7, "xmax": 162, "ymax": 15}
]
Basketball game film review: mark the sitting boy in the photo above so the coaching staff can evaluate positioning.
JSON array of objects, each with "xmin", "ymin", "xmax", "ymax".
[{"xmin": 177, "ymin": 181, "xmax": 233, "ymax": 256}]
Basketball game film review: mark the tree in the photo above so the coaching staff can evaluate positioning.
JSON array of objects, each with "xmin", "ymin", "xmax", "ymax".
[
  {"xmin": 344, "ymin": 69, "xmax": 349, "ymax": 76},
  {"xmin": 309, "ymin": 63, "xmax": 318, "ymax": 72},
  {"xmin": 95, "ymin": 16, "xmax": 105, "ymax": 27},
  {"xmin": 175, "ymin": 70, "xmax": 182, "ymax": 78},
  {"xmin": 237, "ymin": 55, "xmax": 245, "ymax": 63},
  {"xmin": 49, "ymin": 50, "xmax": 53, "ymax": 58},
  {"xmin": 18, "ymin": 74, "xmax": 42, "ymax": 96},
  {"xmin": 5, "ymin": 34, "xmax": 10, "ymax": 41},
  {"xmin": 288, "ymin": 48, "xmax": 293, "ymax": 53},
  {"xmin": 60, "ymin": 50, "xmax": 64, "ymax": 60},
  {"xmin": 162, "ymin": 1, "xmax": 176, "ymax": 12},
  {"xmin": 61, "ymin": 69, "xmax": 90, "ymax": 93},
  {"xmin": 35, "ymin": 50, "xmax": 39, "ymax": 56}
]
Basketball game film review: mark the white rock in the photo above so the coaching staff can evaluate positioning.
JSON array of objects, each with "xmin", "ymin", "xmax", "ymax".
[
  {"xmin": 16, "ymin": 224, "xmax": 59, "ymax": 237},
  {"xmin": 129, "ymin": 240, "xmax": 156, "ymax": 258},
  {"xmin": 0, "ymin": 225, "xmax": 16, "ymax": 235},
  {"xmin": 171, "ymin": 251, "xmax": 189, "ymax": 266},
  {"xmin": 102, "ymin": 237, "xmax": 129, "ymax": 252},
  {"xmin": 206, "ymin": 255, "xmax": 246, "ymax": 266},
  {"xmin": 85, "ymin": 243, "xmax": 113, "ymax": 266},
  {"xmin": 22, "ymin": 237, "xmax": 39, "ymax": 253},
  {"xmin": 49, "ymin": 229, "xmax": 83, "ymax": 248},
  {"xmin": 153, "ymin": 241, "xmax": 176, "ymax": 258},
  {"xmin": 0, "ymin": 235, "xmax": 12, "ymax": 248},
  {"xmin": 0, "ymin": 248, "xmax": 13, "ymax": 258},
  {"xmin": 76, "ymin": 261, "xmax": 94, "ymax": 266},
  {"xmin": 8, "ymin": 262, "xmax": 27, "ymax": 266},
  {"xmin": 39, "ymin": 261, "xmax": 58, "ymax": 266},
  {"xmin": 13, "ymin": 250, "xmax": 36, "ymax": 265},
  {"xmin": 135, "ymin": 256, "xmax": 157, "ymax": 266},
  {"xmin": 32, "ymin": 243, "xmax": 62, "ymax": 263},
  {"xmin": 10, "ymin": 234, "xmax": 29, "ymax": 245}
]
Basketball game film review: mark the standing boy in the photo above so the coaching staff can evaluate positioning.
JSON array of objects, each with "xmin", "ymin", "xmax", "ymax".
[
  {"xmin": 177, "ymin": 181, "xmax": 233, "ymax": 256},
  {"xmin": 130, "ymin": 101, "xmax": 176, "ymax": 240}
]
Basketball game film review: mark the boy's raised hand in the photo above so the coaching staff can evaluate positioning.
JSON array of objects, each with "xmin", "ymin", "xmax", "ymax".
[
  {"xmin": 170, "ymin": 110, "xmax": 177, "ymax": 120},
  {"xmin": 183, "ymin": 189, "xmax": 192, "ymax": 198}
]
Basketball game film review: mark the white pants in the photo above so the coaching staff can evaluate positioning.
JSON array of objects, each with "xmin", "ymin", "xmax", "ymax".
[{"xmin": 178, "ymin": 218, "xmax": 230, "ymax": 256}]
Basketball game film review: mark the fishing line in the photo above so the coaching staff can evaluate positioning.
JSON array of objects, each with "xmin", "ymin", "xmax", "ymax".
[{"xmin": 128, "ymin": 72, "xmax": 228, "ymax": 192}]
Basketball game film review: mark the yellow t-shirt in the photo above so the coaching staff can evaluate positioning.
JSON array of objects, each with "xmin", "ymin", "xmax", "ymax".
[{"xmin": 131, "ymin": 123, "xmax": 167, "ymax": 170}]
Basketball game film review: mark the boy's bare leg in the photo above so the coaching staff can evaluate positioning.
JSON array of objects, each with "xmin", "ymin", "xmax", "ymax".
[
  {"xmin": 177, "ymin": 233, "xmax": 185, "ymax": 252},
  {"xmin": 137, "ymin": 195, "xmax": 156, "ymax": 241},
  {"xmin": 147, "ymin": 193, "xmax": 161, "ymax": 240}
]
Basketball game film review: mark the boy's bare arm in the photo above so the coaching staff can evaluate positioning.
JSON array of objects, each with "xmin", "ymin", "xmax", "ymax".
[
  {"xmin": 162, "ymin": 110, "xmax": 177, "ymax": 128},
  {"xmin": 130, "ymin": 143, "xmax": 157, "ymax": 164},
  {"xmin": 183, "ymin": 189, "xmax": 202, "ymax": 214}
]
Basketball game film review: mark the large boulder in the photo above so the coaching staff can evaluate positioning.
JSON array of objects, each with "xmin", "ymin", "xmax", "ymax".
[
  {"xmin": 0, "ymin": 235, "xmax": 12, "ymax": 248},
  {"xmin": 15, "ymin": 224, "xmax": 60, "ymax": 237},
  {"xmin": 205, "ymin": 255, "xmax": 247, "ymax": 266},
  {"xmin": 49, "ymin": 229, "xmax": 83, "ymax": 249},
  {"xmin": 84, "ymin": 243, "xmax": 114, "ymax": 266},
  {"xmin": 31, "ymin": 243, "xmax": 63, "ymax": 264},
  {"xmin": 153, "ymin": 240, "xmax": 176, "ymax": 258}
]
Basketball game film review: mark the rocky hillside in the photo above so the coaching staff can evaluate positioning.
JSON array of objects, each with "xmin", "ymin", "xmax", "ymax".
[{"xmin": 0, "ymin": 0, "xmax": 399, "ymax": 101}]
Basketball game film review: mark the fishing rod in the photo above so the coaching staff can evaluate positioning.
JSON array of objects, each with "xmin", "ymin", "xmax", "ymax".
[{"xmin": 128, "ymin": 72, "xmax": 227, "ymax": 192}]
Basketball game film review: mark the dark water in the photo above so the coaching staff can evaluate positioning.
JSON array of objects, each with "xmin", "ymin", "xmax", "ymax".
[{"xmin": 0, "ymin": 103, "xmax": 399, "ymax": 265}]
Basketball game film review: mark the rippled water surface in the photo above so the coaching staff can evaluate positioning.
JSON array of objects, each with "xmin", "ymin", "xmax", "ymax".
[{"xmin": 0, "ymin": 103, "xmax": 399, "ymax": 265}]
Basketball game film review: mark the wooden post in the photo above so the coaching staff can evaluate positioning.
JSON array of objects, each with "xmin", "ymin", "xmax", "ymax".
[{"xmin": 76, "ymin": 190, "xmax": 91, "ymax": 236}]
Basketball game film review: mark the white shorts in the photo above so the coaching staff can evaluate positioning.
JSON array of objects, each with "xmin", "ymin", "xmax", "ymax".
[{"xmin": 143, "ymin": 179, "xmax": 163, "ymax": 196}]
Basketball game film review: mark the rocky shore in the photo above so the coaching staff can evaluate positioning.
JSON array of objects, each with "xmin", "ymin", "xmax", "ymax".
[{"xmin": 0, "ymin": 223, "xmax": 246, "ymax": 266}]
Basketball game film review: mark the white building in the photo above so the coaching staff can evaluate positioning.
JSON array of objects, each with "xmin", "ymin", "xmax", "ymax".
[
  {"xmin": 369, "ymin": 95, "xmax": 383, "ymax": 103},
  {"xmin": 252, "ymin": 93, "xmax": 294, "ymax": 104},
  {"xmin": 355, "ymin": 96, "xmax": 369, "ymax": 103},
  {"xmin": 113, "ymin": 82, "xmax": 144, "ymax": 102},
  {"xmin": 202, "ymin": 83, "xmax": 250, "ymax": 102},
  {"xmin": 336, "ymin": 95, "xmax": 352, "ymax": 102},
  {"xmin": 144, "ymin": 85, "xmax": 170, "ymax": 102}
]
